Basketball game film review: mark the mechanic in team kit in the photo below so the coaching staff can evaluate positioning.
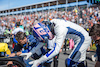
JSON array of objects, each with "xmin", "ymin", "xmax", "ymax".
[
  {"xmin": 89, "ymin": 24, "xmax": 100, "ymax": 67},
  {"xmin": 7, "ymin": 31, "xmax": 48, "ymax": 67}
]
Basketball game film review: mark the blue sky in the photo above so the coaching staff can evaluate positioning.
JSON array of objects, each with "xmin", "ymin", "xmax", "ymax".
[{"xmin": 0, "ymin": 0, "xmax": 53, "ymax": 10}]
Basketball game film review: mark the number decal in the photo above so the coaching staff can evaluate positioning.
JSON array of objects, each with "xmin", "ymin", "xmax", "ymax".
[{"xmin": 33, "ymin": 23, "xmax": 53, "ymax": 40}]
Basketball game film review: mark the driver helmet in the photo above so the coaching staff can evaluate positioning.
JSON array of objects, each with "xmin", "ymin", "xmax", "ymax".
[{"xmin": 33, "ymin": 22, "xmax": 54, "ymax": 42}]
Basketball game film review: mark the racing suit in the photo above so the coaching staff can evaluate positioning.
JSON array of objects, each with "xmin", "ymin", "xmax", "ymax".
[
  {"xmin": 48, "ymin": 36, "xmax": 60, "ymax": 67},
  {"xmin": 32, "ymin": 19, "xmax": 91, "ymax": 67}
]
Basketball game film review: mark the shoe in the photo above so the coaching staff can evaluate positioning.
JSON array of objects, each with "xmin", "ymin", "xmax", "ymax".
[{"xmin": 91, "ymin": 55, "xmax": 96, "ymax": 62}]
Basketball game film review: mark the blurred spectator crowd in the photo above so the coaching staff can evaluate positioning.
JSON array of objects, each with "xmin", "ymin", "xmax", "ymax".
[{"xmin": 0, "ymin": 6, "xmax": 100, "ymax": 44}]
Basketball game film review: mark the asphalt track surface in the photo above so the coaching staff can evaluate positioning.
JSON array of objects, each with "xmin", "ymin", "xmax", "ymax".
[{"xmin": 51, "ymin": 50, "xmax": 96, "ymax": 67}]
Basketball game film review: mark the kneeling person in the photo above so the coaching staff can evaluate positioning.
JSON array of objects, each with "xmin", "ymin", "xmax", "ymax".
[{"xmin": 7, "ymin": 32, "xmax": 46, "ymax": 67}]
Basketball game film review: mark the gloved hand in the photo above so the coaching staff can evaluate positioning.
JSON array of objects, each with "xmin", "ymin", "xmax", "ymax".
[
  {"xmin": 19, "ymin": 52, "xmax": 32, "ymax": 60},
  {"xmin": 29, "ymin": 60, "xmax": 41, "ymax": 67}
]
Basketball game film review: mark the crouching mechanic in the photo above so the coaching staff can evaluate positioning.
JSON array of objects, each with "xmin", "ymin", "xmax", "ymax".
[
  {"xmin": 89, "ymin": 24, "xmax": 100, "ymax": 67},
  {"xmin": 20, "ymin": 19, "xmax": 91, "ymax": 67},
  {"xmin": 7, "ymin": 31, "xmax": 47, "ymax": 67}
]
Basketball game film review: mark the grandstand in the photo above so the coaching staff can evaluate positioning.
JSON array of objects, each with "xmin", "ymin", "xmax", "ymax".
[{"xmin": 0, "ymin": 0, "xmax": 90, "ymax": 16}]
